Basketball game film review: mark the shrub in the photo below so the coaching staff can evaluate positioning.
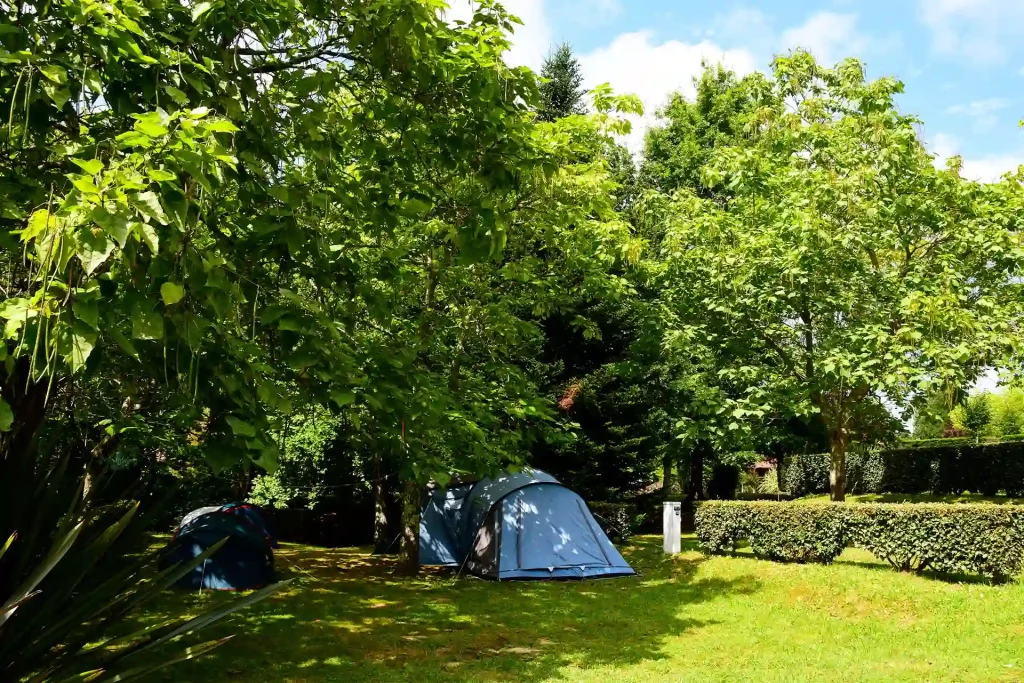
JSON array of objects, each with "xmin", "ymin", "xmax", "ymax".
[
  {"xmin": 758, "ymin": 468, "xmax": 780, "ymax": 494},
  {"xmin": 697, "ymin": 501, "xmax": 846, "ymax": 563},
  {"xmin": 696, "ymin": 501, "xmax": 1024, "ymax": 582},
  {"xmin": 847, "ymin": 504, "xmax": 1024, "ymax": 582},
  {"xmin": 694, "ymin": 501, "xmax": 748, "ymax": 553},
  {"xmin": 782, "ymin": 453, "xmax": 829, "ymax": 497}
]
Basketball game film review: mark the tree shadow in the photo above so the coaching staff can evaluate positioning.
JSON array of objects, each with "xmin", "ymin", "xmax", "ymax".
[
  {"xmin": 831, "ymin": 557, "xmax": 992, "ymax": 585},
  {"xmin": 136, "ymin": 536, "xmax": 761, "ymax": 682}
]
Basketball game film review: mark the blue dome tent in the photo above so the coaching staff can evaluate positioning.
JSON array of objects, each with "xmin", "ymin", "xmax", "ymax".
[
  {"xmin": 160, "ymin": 503, "xmax": 275, "ymax": 590},
  {"xmin": 416, "ymin": 469, "xmax": 635, "ymax": 580}
]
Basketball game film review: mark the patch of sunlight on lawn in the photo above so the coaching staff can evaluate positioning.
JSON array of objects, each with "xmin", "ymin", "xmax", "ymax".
[{"xmin": 134, "ymin": 534, "xmax": 1024, "ymax": 683}]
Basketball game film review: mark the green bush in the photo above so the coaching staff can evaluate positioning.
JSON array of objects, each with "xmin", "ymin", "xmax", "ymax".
[
  {"xmin": 696, "ymin": 501, "xmax": 846, "ymax": 563},
  {"xmin": 694, "ymin": 501, "xmax": 748, "ymax": 553},
  {"xmin": 696, "ymin": 501, "xmax": 1024, "ymax": 582},
  {"xmin": 847, "ymin": 504, "xmax": 1024, "ymax": 581}
]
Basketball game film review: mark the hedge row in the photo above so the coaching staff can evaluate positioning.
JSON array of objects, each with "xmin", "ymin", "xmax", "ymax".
[
  {"xmin": 695, "ymin": 501, "xmax": 1024, "ymax": 582},
  {"xmin": 783, "ymin": 440, "xmax": 1024, "ymax": 497}
]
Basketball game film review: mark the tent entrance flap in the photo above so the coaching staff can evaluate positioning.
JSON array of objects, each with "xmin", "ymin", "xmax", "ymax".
[{"xmin": 502, "ymin": 486, "xmax": 609, "ymax": 571}]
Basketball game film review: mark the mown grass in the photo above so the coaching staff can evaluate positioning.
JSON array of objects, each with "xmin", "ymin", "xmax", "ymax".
[{"xmin": 136, "ymin": 535, "xmax": 1024, "ymax": 683}]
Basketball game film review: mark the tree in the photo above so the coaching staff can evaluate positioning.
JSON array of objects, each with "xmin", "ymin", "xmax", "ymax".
[
  {"xmin": 641, "ymin": 65, "xmax": 771, "ymax": 196},
  {"xmin": 0, "ymin": 0, "xmax": 584, "ymax": 664},
  {"xmin": 0, "ymin": 0, "xmax": 547, "ymax": 472},
  {"xmin": 651, "ymin": 53, "xmax": 1024, "ymax": 501},
  {"xmin": 963, "ymin": 394, "xmax": 993, "ymax": 441},
  {"xmin": 537, "ymin": 43, "xmax": 587, "ymax": 122}
]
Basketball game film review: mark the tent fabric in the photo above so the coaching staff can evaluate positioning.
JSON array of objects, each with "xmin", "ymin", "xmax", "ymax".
[
  {"xmin": 161, "ymin": 504, "xmax": 275, "ymax": 590},
  {"xmin": 418, "ymin": 469, "xmax": 634, "ymax": 581}
]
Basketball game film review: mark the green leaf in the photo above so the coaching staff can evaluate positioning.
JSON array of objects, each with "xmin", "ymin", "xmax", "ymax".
[
  {"xmin": 42, "ymin": 81, "xmax": 70, "ymax": 110},
  {"xmin": 147, "ymin": 169, "xmax": 177, "ymax": 182},
  {"xmin": 160, "ymin": 282, "xmax": 185, "ymax": 306},
  {"xmin": 138, "ymin": 222, "xmax": 159, "ymax": 253},
  {"xmin": 71, "ymin": 158, "xmax": 104, "ymax": 176},
  {"xmin": 69, "ymin": 176, "xmax": 99, "ymax": 194},
  {"xmin": 65, "ymin": 323, "xmax": 97, "ymax": 373},
  {"xmin": 330, "ymin": 389, "xmax": 356, "ymax": 407},
  {"xmin": 91, "ymin": 206, "xmax": 132, "ymax": 247},
  {"xmin": 109, "ymin": 326, "xmax": 139, "ymax": 359},
  {"xmin": 76, "ymin": 229, "xmax": 115, "ymax": 275},
  {"xmin": 133, "ymin": 191, "xmax": 168, "ymax": 224},
  {"xmin": 131, "ymin": 304, "xmax": 163, "ymax": 340},
  {"xmin": 225, "ymin": 416, "xmax": 256, "ymax": 438},
  {"xmin": 24, "ymin": 209, "xmax": 52, "ymax": 241},
  {"xmin": 162, "ymin": 85, "xmax": 189, "ymax": 105},
  {"xmin": 39, "ymin": 64, "xmax": 67, "ymax": 84},
  {"xmin": 0, "ymin": 397, "xmax": 12, "ymax": 432},
  {"xmin": 191, "ymin": 1, "xmax": 214, "ymax": 21},
  {"xmin": 73, "ymin": 297, "xmax": 99, "ymax": 329},
  {"xmin": 133, "ymin": 111, "xmax": 169, "ymax": 138},
  {"xmin": 203, "ymin": 119, "xmax": 240, "ymax": 133}
]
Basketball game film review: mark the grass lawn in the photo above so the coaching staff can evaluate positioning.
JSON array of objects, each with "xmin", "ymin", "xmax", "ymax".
[{"xmin": 138, "ymin": 535, "xmax": 1024, "ymax": 683}]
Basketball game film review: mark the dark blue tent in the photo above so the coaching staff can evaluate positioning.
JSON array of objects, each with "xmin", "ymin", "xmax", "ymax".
[
  {"xmin": 419, "ymin": 469, "xmax": 635, "ymax": 580},
  {"xmin": 161, "ymin": 503, "xmax": 275, "ymax": 590}
]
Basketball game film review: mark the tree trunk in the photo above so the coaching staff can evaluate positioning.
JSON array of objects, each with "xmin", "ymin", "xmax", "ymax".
[
  {"xmin": 0, "ymin": 359, "xmax": 50, "ymax": 466},
  {"xmin": 374, "ymin": 450, "xmax": 389, "ymax": 548},
  {"xmin": 398, "ymin": 478, "xmax": 420, "ymax": 575},
  {"xmin": 662, "ymin": 452, "xmax": 674, "ymax": 497},
  {"xmin": 689, "ymin": 443, "xmax": 706, "ymax": 502},
  {"xmin": 829, "ymin": 426, "xmax": 850, "ymax": 502}
]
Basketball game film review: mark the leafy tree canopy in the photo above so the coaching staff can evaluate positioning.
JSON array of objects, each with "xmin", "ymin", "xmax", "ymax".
[{"xmin": 648, "ymin": 52, "xmax": 1024, "ymax": 500}]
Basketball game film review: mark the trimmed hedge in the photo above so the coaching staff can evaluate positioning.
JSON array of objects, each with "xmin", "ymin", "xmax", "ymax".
[
  {"xmin": 696, "ymin": 501, "xmax": 846, "ymax": 563},
  {"xmin": 696, "ymin": 501, "xmax": 1024, "ymax": 582},
  {"xmin": 847, "ymin": 504, "xmax": 1024, "ymax": 581},
  {"xmin": 783, "ymin": 440, "xmax": 1024, "ymax": 497}
]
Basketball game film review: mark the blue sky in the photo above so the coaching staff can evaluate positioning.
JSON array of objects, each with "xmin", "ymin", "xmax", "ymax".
[{"xmin": 451, "ymin": 0, "xmax": 1024, "ymax": 182}]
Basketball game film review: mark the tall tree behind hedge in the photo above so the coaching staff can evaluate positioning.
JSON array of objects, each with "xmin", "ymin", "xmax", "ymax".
[
  {"xmin": 641, "ymin": 65, "xmax": 770, "ymax": 196},
  {"xmin": 652, "ymin": 53, "xmax": 1024, "ymax": 501},
  {"xmin": 537, "ymin": 43, "xmax": 586, "ymax": 122}
]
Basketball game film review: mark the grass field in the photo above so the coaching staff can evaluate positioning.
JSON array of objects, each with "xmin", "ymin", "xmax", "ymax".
[{"xmin": 140, "ymin": 535, "xmax": 1024, "ymax": 683}]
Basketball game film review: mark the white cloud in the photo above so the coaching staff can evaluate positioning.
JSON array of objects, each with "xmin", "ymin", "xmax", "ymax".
[
  {"xmin": 567, "ymin": 0, "xmax": 621, "ymax": 26},
  {"xmin": 578, "ymin": 31, "xmax": 758, "ymax": 152},
  {"xmin": 946, "ymin": 97, "xmax": 1011, "ymax": 128},
  {"xmin": 929, "ymin": 132, "xmax": 1024, "ymax": 182},
  {"xmin": 779, "ymin": 12, "xmax": 868, "ymax": 65},
  {"xmin": 444, "ymin": 0, "xmax": 551, "ymax": 70},
  {"xmin": 705, "ymin": 7, "xmax": 774, "ymax": 50},
  {"xmin": 920, "ymin": 0, "xmax": 1024, "ymax": 64}
]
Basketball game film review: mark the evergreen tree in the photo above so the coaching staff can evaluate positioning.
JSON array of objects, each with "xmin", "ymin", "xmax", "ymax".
[{"xmin": 538, "ymin": 43, "xmax": 587, "ymax": 121}]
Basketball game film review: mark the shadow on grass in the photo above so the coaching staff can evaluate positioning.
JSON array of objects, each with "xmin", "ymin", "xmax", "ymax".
[
  {"xmin": 721, "ymin": 538, "xmax": 992, "ymax": 586},
  {"xmin": 831, "ymin": 558, "xmax": 991, "ymax": 584},
  {"xmin": 138, "ymin": 536, "xmax": 760, "ymax": 682}
]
